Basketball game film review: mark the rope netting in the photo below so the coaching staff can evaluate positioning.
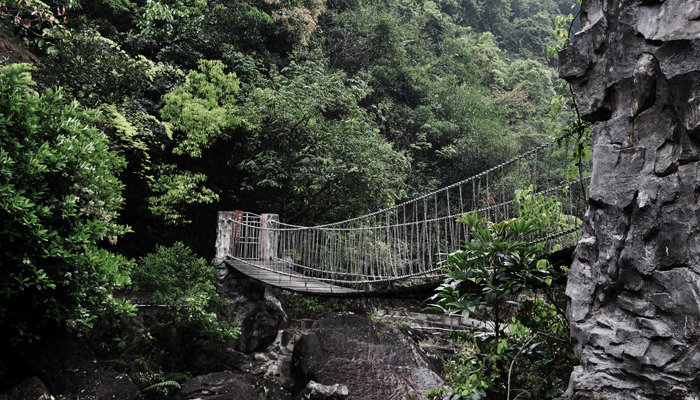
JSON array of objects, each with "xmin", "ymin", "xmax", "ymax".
[{"xmin": 221, "ymin": 137, "xmax": 590, "ymax": 289}]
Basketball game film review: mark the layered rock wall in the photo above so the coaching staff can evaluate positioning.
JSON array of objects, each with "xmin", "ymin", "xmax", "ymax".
[{"xmin": 561, "ymin": 1, "xmax": 700, "ymax": 398}]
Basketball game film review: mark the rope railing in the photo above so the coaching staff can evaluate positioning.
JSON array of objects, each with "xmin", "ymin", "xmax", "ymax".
[{"xmin": 217, "ymin": 137, "xmax": 590, "ymax": 292}]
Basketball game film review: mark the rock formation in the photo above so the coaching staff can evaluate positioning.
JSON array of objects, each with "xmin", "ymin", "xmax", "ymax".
[
  {"xmin": 292, "ymin": 313, "xmax": 445, "ymax": 400},
  {"xmin": 561, "ymin": 1, "xmax": 700, "ymax": 398},
  {"xmin": 218, "ymin": 267, "xmax": 288, "ymax": 353}
]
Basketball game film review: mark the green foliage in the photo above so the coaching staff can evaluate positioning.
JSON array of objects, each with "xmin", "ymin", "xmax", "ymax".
[
  {"xmin": 2, "ymin": 0, "xmax": 584, "ymax": 285},
  {"xmin": 131, "ymin": 242, "xmax": 239, "ymax": 342},
  {"xmin": 37, "ymin": 28, "xmax": 149, "ymax": 107},
  {"xmin": 0, "ymin": 0, "xmax": 66, "ymax": 40},
  {"xmin": 281, "ymin": 293, "xmax": 326, "ymax": 319},
  {"xmin": 8, "ymin": 0, "xmax": 573, "ymax": 255},
  {"xmin": 240, "ymin": 60, "xmax": 410, "ymax": 222},
  {"xmin": 430, "ymin": 211, "xmax": 546, "ymax": 338},
  {"xmin": 0, "ymin": 64, "xmax": 134, "ymax": 343},
  {"xmin": 151, "ymin": 59, "xmax": 247, "ymax": 224},
  {"xmin": 546, "ymin": 1, "xmax": 581, "ymax": 61},
  {"xmin": 547, "ymin": 0, "xmax": 592, "ymax": 186},
  {"xmin": 161, "ymin": 59, "xmax": 250, "ymax": 157},
  {"xmin": 142, "ymin": 379, "xmax": 181, "ymax": 398},
  {"xmin": 0, "ymin": 0, "xmax": 589, "ymax": 392},
  {"xmin": 430, "ymin": 191, "xmax": 574, "ymax": 399},
  {"xmin": 514, "ymin": 185, "xmax": 580, "ymax": 246},
  {"xmin": 136, "ymin": 0, "xmax": 207, "ymax": 38},
  {"xmin": 319, "ymin": 0, "xmax": 565, "ymax": 194},
  {"xmin": 113, "ymin": 352, "xmax": 191, "ymax": 400},
  {"xmin": 148, "ymin": 165, "xmax": 219, "ymax": 225}
]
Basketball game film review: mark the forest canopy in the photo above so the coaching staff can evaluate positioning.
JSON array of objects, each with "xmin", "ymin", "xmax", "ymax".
[{"xmin": 0, "ymin": 0, "xmax": 579, "ymax": 344}]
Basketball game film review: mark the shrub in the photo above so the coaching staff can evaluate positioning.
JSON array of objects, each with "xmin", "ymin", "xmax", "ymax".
[
  {"xmin": 131, "ymin": 242, "xmax": 239, "ymax": 342},
  {"xmin": 0, "ymin": 64, "xmax": 133, "ymax": 344},
  {"xmin": 430, "ymin": 192, "xmax": 574, "ymax": 399}
]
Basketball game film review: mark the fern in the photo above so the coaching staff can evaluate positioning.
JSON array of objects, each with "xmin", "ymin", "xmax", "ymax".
[{"xmin": 143, "ymin": 380, "xmax": 181, "ymax": 392}]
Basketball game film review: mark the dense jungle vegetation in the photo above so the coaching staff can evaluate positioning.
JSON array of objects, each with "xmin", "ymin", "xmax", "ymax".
[{"xmin": 0, "ymin": 0, "xmax": 582, "ymax": 397}]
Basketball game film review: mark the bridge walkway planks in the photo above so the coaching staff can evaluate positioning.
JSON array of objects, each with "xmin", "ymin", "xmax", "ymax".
[
  {"xmin": 224, "ymin": 246, "xmax": 576, "ymax": 297},
  {"xmin": 224, "ymin": 259, "xmax": 359, "ymax": 295}
]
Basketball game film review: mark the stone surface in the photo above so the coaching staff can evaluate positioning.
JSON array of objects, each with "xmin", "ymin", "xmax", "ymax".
[
  {"xmin": 296, "ymin": 381, "xmax": 349, "ymax": 400},
  {"xmin": 0, "ymin": 377, "xmax": 52, "ymax": 400},
  {"xmin": 218, "ymin": 267, "xmax": 288, "ymax": 353},
  {"xmin": 69, "ymin": 369, "xmax": 140, "ymax": 400},
  {"xmin": 561, "ymin": 1, "xmax": 700, "ymax": 398},
  {"xmin": 173, "ymin": 371, "xmax": 259, "ymax": 400},
  {"xmin": 291, "ymin": 313, "xmax": 445, "ymax": 400}
]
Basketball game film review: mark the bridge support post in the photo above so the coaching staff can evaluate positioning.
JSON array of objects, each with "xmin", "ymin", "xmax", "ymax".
[
  {"xmin": 260, "ymin": 213, "xmax": 279, "ymax": 261},
  {"xmin": 215, "ymin": 210, "xmax": 242, "ymax": 263}
]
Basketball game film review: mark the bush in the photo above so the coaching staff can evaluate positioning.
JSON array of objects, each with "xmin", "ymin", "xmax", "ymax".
[
  {"xmin": 430, "ymin": 193, "xmax": 574, "ymax": 399},
  {"xmin": 131, "ymin": 242, "xmax": 239, "ymax": 342},
  {"xmin": 0, "ymin": 64, "xmax": 133, "ymax": 344}
]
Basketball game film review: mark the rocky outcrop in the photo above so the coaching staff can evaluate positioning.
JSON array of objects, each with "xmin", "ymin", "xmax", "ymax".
[
  {"xmin": 291, "ymin": 313, "xmax": 445, "ymax": 400},
  {"xmin": 561, "ymin": 1, "xmax": 700, "ymax": 398},
  {"xmin": 218, "ymin": 266, "xmax": 288, "ymax": 353}
]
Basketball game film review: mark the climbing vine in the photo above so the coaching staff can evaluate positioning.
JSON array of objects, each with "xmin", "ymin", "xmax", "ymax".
[{"xmin": 548, "ymin": 0, "xmax": 592, "ymax": 190}]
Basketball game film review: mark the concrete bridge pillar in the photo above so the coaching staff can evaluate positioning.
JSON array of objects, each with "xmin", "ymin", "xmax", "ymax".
[
  {"xmin": 215, "ymin": 210, "xmax": 239, "ymax": 263},
  {"xmin": 259, "ymin": 213, "xmax": 279, "ymax": 261}
]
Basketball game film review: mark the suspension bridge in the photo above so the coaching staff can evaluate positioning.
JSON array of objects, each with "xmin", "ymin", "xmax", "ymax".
[{"xmin": 215, "ymin": 138, "xmax": 590, "ymax": 296}]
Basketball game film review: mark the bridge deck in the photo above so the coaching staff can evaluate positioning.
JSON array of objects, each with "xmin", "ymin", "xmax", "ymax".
[
  {"xmin": 225, "ymin": 259, "xmax": 359, "ymax": 295},
  {"xmin": 224, "ymin": 246, "xmax": 576, "ymax": 296}
]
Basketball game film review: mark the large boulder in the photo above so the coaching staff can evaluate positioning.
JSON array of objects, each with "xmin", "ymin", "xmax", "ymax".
[
  {"xmin": 291, "ymin": 313, "xmax": 444, "ymax": 400},
  {"xmin": 561, "ymin": 1, "xmax": 700, "ymax": 398},
  {"xmin": 0, "ymin": 377, "xmax": 52, "ymax": 400}
]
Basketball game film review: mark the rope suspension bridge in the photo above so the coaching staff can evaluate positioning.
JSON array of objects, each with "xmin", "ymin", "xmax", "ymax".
[{"xmin": 215, "ymin": 138, "xmax": 590, "ymax": 296}]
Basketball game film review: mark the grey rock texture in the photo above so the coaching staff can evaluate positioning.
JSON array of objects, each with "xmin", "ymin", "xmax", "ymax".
[
  {"xmin": 219, "ymin": 267, "xmax": 288, "ymax": 353},
  {"xmin": 291, "ymin": 313, "xmax": 444, "ymax": 400},
  {"xmin": 561, "ymin": 1, "xmax": 700, "ymax": 399},
  {"xmin": 296, "ymin": 381, "xmax": 349, "ymax": 400},
  {"xmin": 173, "ymin": 371, "xmax": 258, "ymax": 400}
]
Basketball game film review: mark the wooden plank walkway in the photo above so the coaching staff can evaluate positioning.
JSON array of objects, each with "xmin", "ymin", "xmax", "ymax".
[{"xmin": 224, "ymin": 259, "xmax": 359, "ymax": 295}]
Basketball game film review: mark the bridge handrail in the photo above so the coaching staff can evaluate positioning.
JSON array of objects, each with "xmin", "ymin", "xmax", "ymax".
[
  {"xmin": 224, "ymin": 176, "xmax": 590, "ymax": 232},
  {"xmin": 291, "ymin": 140, "xmax": 558, "ymax": 228},
  {"xmin": 225, "ymin": 224, "xmax": 581, "ymax": 285}
]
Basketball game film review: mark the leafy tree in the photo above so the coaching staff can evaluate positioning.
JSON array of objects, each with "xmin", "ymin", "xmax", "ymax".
[
  {"xmin": 36, "ymin": 27, "xmax": 149, "ymax": 107},
  {"xmin": 239, "ymin": 60, "xmax": 410, "ymax": 222},
  {"xmin": 161, "ymin": 59, "xmax": 250, "ymax": 158},
  {"xmin": 152, "ymin": 59, "xmax": 250, "ymax": 225},
  {"xmin": 0, "ymin": 64, "xmax": 133, "ymax": 344},
  {"xmin": 1, "ymin": 0, "xmax": 572, "ymax": 260}
]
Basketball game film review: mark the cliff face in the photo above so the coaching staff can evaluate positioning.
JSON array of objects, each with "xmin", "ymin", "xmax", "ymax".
[{"xmin": 561, "ymin": 1, "xmax": 700, "ymax": 398}]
